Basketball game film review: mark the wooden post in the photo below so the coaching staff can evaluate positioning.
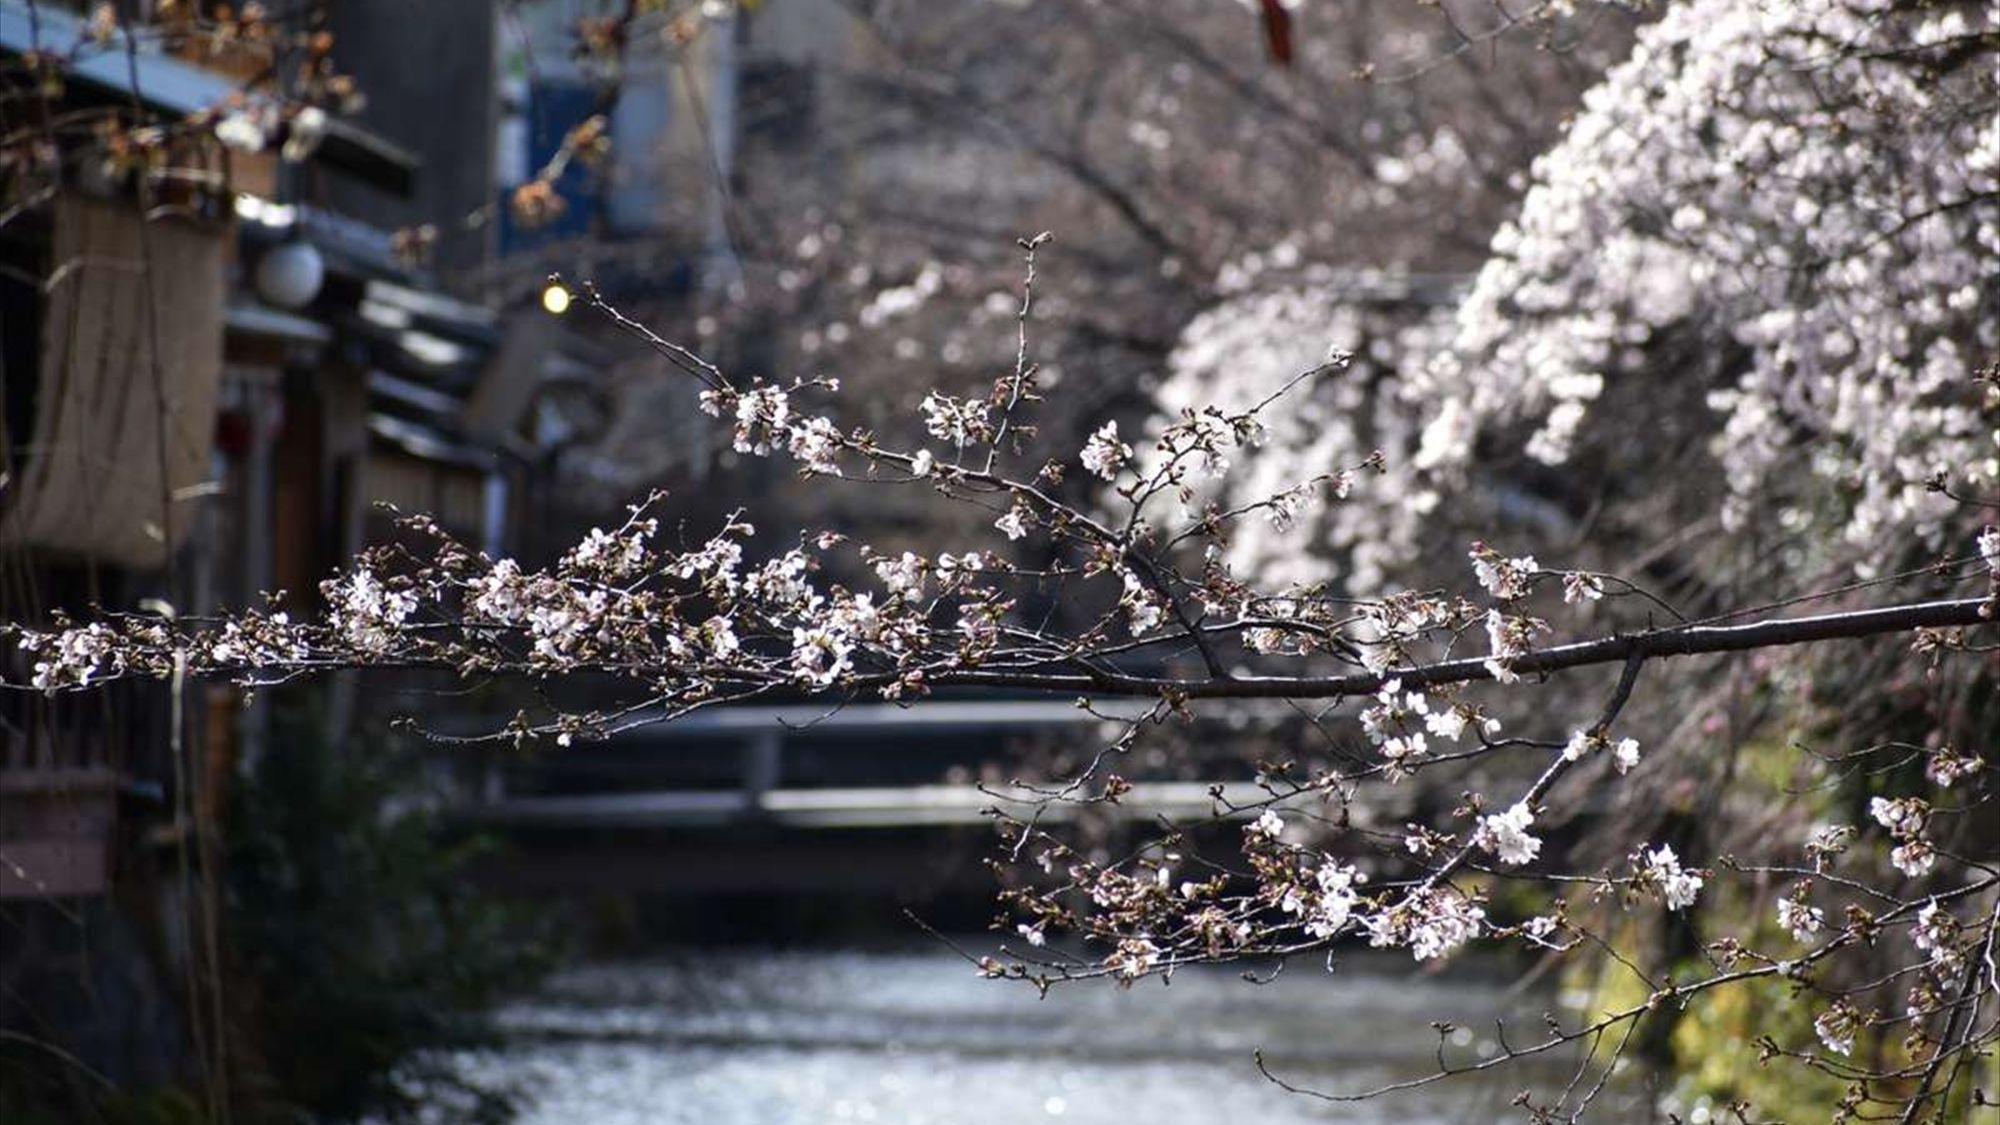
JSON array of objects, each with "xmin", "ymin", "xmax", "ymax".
[{"xmin": 741, "ymin": 729, "xmax": 782, "ymax": 817}]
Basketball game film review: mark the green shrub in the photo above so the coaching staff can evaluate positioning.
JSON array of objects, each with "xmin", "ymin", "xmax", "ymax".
[{"xmin": 222, "ymin": 702, "xmax": 557, "ymax": 1123}]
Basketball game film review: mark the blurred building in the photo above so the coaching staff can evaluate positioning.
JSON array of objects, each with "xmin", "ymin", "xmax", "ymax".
[
  {"xmin": 0, "ymin": 0, "xmax": 603, "ymax": 1088},
  {"xmin": 490, "ymin": 0, "xmax": 738, "ymax": 298}
]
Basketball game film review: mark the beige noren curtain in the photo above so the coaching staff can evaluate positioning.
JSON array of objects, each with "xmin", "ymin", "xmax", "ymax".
[{"xmin": 1, "ymin": 195, "xmax": 225, "ymax": 569}]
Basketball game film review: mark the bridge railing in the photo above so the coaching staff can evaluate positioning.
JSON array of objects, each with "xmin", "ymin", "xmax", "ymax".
[{"xmin": 451, "ymin": 698, "xmax": 1272, "ymax": 831}]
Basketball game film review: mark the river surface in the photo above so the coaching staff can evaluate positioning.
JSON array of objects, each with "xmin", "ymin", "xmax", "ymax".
[{"xmin": 430, "ymin": 945, "xmax": 1616, "ymax": 1125}]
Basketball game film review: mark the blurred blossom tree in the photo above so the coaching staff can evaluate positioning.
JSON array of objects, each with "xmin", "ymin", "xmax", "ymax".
[
  {"xmin": 579, "ymin": 0, "xmax": 1637, "ymax": 528},
  {"xmin": 7, "ymin": 1, "xmax": 2000, "ymax": 1121}
]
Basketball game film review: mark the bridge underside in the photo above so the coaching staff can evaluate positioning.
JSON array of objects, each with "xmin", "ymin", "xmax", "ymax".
[
  {"xmin": 466, "ymin": 824, "xmax": 1009, "ymax": 897},
  {"xmin": 447, "ymin": 701, "xmax": 1308, "ymax": 901}
]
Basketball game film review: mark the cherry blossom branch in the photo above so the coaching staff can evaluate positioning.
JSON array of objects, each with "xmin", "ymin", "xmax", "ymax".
[{"xmin": 1251, "ymin": 875, "xmax": 2000, "ymax": 1106}]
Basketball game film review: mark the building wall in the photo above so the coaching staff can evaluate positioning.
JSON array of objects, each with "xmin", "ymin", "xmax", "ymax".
[{"xmin": 322, "ymin": 0, "xmax": 498, "ymax": 280}]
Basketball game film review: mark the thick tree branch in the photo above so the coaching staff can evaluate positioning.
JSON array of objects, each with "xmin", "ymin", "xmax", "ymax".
[{"xmin": 921, "ymin": 596, "xmax": 1994, "ymax": 699}]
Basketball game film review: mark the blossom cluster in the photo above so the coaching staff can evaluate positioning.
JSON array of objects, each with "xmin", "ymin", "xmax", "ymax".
[
  {"xmin": 1154, "ymin": 2, "xmax": 1999, "ymax": 611},
  {"xmin": 1247, "ymin": 815, "xmax": 1487, "ymax": 961},
  {"xmin": 1430, "ymin": 0, "xmax": 2000, "ymax": 574},
  {"xmin": 1358, "ymin": 678, "xmax": 1500, "ymax": 780},
  {"xmin": 13, "ymin": 621, "xmax": 124, "ymax": 691},
  {"xmin": 1633, "ymin": 844, "xmax": 1704, "ymax": 911},
  {"xmin": 1562, "ymin": 728, "xmax": 1641, "ymax": 775},
  {"xmin": 1474, "ymin": 802, "xmax": 1541, "ymax": 867},
  {"xmin": 1869, "ymin": 795, "xmax": 1936, "ymax": 877}
]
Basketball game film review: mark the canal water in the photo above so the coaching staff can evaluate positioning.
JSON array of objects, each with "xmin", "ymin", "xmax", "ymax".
[{"xmin": 432, "ymin": 945, "xmax": 1604, "ymax": 1125}]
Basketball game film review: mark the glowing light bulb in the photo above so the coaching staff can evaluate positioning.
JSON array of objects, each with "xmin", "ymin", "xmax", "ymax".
[{"xmin": 541, "ymin": 282, "xmax": 572, "ymax": 316}]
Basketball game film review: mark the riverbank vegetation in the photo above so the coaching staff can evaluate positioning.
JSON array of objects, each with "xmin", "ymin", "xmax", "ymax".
[
  {"xmin": 0, "ymin": 700, "xmax": 555, "ymax": 1125},
  {"xmin": 220, "ymin": 703, "xmax": 558, "ymax": 1123}
]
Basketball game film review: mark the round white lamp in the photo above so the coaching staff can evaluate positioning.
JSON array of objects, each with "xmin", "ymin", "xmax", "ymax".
[{"xmin": 255, "ymin": 239, "xmax": 325, "ymax": 310}]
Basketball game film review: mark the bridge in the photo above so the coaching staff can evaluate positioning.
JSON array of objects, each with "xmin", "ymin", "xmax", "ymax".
[{"xmin": 449, "ymin": 699, "xmax": 1269, "ymax": 897}]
